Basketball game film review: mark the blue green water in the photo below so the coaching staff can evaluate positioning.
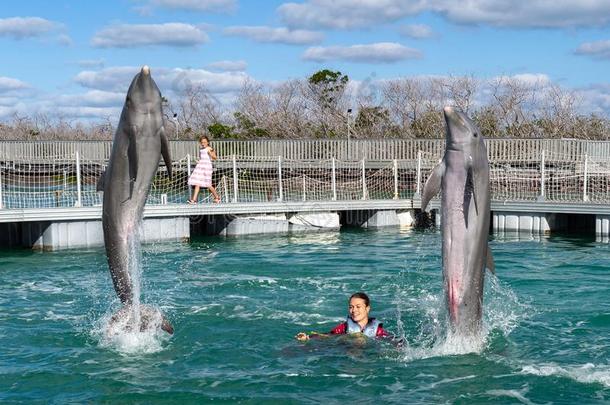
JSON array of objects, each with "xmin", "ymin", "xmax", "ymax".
[{"xmin": 1, "ymin": 229, "xmax": 609, "ymax": 404}]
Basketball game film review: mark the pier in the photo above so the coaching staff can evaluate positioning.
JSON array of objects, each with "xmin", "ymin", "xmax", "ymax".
[{"xmin": 0, "ymin": 139, "xmax": 609, "ymax": 249}]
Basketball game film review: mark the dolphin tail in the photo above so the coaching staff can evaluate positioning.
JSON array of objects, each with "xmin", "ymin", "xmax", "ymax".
[
  {"xmin": 159, "ymin": 127, "xmax": 173, "ymax": 179},
  {"xmin": 109, "ymin": 304, "xmax": 174, "ymax": 335},
  {"xmin": 421, "ymin": 161, "xmax": 445, "ymax": 211}
]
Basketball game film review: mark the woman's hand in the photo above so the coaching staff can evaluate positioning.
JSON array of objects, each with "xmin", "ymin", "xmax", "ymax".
[{"xmin": 295, "ymin": 332, "xmax": 309, "ymax": 341}]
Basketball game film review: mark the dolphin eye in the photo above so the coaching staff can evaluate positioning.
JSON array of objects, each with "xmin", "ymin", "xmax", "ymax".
[{"xmin": 473, "ymin": 132, "xmax": 478, "ymax": 137}]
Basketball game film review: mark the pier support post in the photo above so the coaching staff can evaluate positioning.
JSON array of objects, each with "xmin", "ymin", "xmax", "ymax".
[
  {"xmin": 0, "ymin": 169, "xmax": 3, "ymax": 209},
  {"xmin": 583, "ymin": 154, "xmax": 589, "ymax": 202},
  {"xmin": 414, "ymin": 150, "xmax": 422, "ymax": 199},
  {"xmin": 393, "ymin": 159, "xmax": 399, "ymax": 199},
  {"xmin": 232, "ymin": 155, "xmax": 238, "ymax": 203},
  {"xmin": 278, "ymin": 156, "xmax": 283, "ymax": 202},
  {"xmin": 361, "ymin": 158, "xmax": 367, "ymax": 200},
  {"xmin": 75, "ymin": 151, "xmax": 82, "ymax": 207},
  {"xmin": 187, "ymin": 153, "xmax": 192, "ymax": 196},
  {"xmin": 537, "ymin": 150, "xmax": 546, "ymax": 202},
  {"xmin": 331, "ymin": 158, "xmax": 337, "ymax": 201}
]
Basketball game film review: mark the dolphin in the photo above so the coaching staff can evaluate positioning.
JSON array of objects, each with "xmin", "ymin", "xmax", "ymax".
[
  {"xmin": 421, "ymin": 106, "xmax": 495, "ymax": 337},
  {"xmin": 99, "ymin": 65, "xmax": 173, "ymax": 334}
]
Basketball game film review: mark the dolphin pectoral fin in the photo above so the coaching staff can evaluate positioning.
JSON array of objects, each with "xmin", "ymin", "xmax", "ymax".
[
  {"xmin": 159, "ymin": 127, "xmax": 173, "ymax": 179},
  {"xmin": 128, "ymin": 126, "xmax": 139, "ymax": 198},
  {"xmin": 96, "ymin": 170, "xmax": 106, "ymax": 192},
  {"xmin": 421, "ymin": 161, "xmax": 445, "ymax": 211},
  {"xmin": 486, "ymin": 245, "xmax": 495, "ymax": 274}
]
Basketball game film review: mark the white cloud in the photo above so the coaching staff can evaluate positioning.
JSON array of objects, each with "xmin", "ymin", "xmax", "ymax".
[
  {"xmin": 491, "ymin": 73, "xmax": 552, "ymax": 88},
  {"xmin": 207, "ymin": 60, "xmax": 248, "ymax": 72},
  {"xmin": 434, "ymin": 0, "xmax": 610, "ymax": 28},
  {"xmin": 576, "ymin": 84, "xmax": 610, "ymax": 116},
  {"xmin": 159, "ymin": 68, "xmax": 249, "ymax": 94},
  {"xmin": 400, "ymin": 24, "xmax": 436, "ymax": 39},
  {"xmin": 575, "ymin": 40, "xmax": 610, "ymax": 60},
  {"xmin": 277, "ymin": 0, "xmax": 610, "ymax": 29},
  {"xmin": 223, "ymin": 26, "xmax": 323, "ymax": 45},
  {"xmin": 278, "ymin": 0, "xmax": 424, "ymax": 29},
  {"xmin": 0, "ymin": 17, "xmax": 61, "ymax": 39},
  {"xmin": 74, "ymin": 67, "xmax": 141, "ymax": 92},
  {"xmin": 91, "ymin": 23, "xmax": 209, "ymax": 48},
  {"xmin": 74, "ymin": 66, "xmax": 249, "ymax": 95},
  {"xmin": 0, "ymin": 77, "xmax": 30, "ymax": 92},
  {"xmin": 302, "ymin": 42, "xmax": 422, "ymax": 63},
  {"xmin": 57, "ymin": 90, "xmax": 125, "ymax": 108},
  {"xmin": 76, "ymin": 59, "xmax": 106, "ymax": 69},
  {"xmin": 146, "ymin": 0, "xmax": 236, "ymax": 12}
]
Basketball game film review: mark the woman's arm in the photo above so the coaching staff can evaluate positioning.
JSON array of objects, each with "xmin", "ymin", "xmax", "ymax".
[{"xmin": 207, "ymin": 146, "xmax": 217, "ymax": 161}]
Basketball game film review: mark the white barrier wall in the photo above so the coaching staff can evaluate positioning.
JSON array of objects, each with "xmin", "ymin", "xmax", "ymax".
[{"xmin": 20, "ymin": 217, "xmax": 189, "ymax": 250}]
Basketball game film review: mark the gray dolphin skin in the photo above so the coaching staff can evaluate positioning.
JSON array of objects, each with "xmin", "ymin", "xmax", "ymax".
[
  {"xmin": 421, "ymin": 106, "xmax": 495, "ymax": 337},
  {"xmin": 99, "ymin": 65, "xmax": 173, "ymax": 334}
]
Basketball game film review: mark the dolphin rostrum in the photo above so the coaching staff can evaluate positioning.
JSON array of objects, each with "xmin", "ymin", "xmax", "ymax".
[
  {"xmin": 421, "ymin": 106, "xmax": 495, "ymax": 337},
  {"xmin": 99, "ymin": 65, "xmax": 173, "ymax": 334}
]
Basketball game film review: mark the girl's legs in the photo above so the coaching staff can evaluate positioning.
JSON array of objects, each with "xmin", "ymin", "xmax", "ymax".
[
  {"xmin": 208, "ymin": 185, "xmax": 221, "ymax": 203},
  {"xmin": 190, "ymin": 185, "xmax": 200, "ymax": 202}
]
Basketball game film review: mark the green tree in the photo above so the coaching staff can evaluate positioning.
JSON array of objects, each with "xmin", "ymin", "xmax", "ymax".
[
  {"xmin": 207, "ymin": 122, "xmax": 236, "ymax": 139},
  {"xmin": 308, "ymin": 69, "xmax": 349, "ymax": 109}
]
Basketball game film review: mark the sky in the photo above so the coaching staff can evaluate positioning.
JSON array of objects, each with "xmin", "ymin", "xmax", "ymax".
[{"xmin": 1, "ymin": 0, "xmax": 610, "ymax": 123}]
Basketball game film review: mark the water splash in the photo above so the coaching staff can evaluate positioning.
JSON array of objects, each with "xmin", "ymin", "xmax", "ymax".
[
  {"xmin": 94, "ymin": 225, "xmax": 172, "ymax": 354},
  {"xmin": 395, "ymin": 271, "xmax": 529, "ymax": 360}
]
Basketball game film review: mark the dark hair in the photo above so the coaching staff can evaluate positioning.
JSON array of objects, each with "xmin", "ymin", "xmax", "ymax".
[
  {"xmin": 198, "ymin": 135, "xmax": 210, "ymax": 143},
  {"xmin": 349, "ymin": 292, "xmax": 370, "ymax": 306}
]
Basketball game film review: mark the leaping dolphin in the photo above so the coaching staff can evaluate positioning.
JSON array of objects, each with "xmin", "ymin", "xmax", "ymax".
[
  {"xmin": 421, "ymin": 106, "xmax": 495, "ymax": 337},
  {"xmin": 99, "ymin": 65, "xmax": 173, "ymax": 334}
]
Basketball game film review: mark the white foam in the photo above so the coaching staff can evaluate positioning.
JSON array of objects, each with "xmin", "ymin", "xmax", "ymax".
[
  {"xmin": 521, "ymin": 363, "xmax": 610, "ymax": 388},
  {"xmin": 93, "ymin": 310, "xmax": 169, "ymax": 355},
  {"xmin": 486, "ymin": 388, "xmax": 535, "ymax": 405}
]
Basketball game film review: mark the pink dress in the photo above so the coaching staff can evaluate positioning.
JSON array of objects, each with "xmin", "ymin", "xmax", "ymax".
[{"xmin": 188, "ymin": 147, "xmax": 213, "ymax": 187}]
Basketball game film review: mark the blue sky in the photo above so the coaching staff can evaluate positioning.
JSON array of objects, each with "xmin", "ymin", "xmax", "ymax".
[{"xmin": 1, "ymin": 0, "xmax": 610, "ymax": 122}]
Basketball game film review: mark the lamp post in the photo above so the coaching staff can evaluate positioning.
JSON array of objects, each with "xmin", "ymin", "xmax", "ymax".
[{"xmin": 346, "ymin": 108, "xmax": 352, "ymax": 159}]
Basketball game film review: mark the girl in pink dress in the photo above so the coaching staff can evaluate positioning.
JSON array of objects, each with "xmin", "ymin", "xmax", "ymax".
[{"xmin": 188, "ymin": 135, "xmax": 221, "ymax": 204}]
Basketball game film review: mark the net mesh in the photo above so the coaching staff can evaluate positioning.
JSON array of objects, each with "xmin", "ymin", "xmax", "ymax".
[{"xmin": 0, "ymin": 148, "xmax": 609, "ymax": 209}]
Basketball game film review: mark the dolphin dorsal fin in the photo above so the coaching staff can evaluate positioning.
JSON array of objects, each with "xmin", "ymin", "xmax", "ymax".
[
  {"xmin": 486, "ymin": 244, "xmax": 495, "ymax": 274},
  {"xmin": 159, "ymin": 127, "xmax": 172, "ymax": 179},
  {"xmin": 128, "ymin": 125, "xmax": 139, "ymax": 199},
  {"xmin": 421, "ymin": 161, "xmax": 445, "ymax": 212}
]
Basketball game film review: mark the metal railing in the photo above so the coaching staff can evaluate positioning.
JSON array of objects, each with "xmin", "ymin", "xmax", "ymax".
[
  {"xmin": 0, "ymin": 146, "xmax": 608, "ymax": 210},
  {"xmin": 2, "ymin": 138, "xmax": 610, "ymax": 162}
]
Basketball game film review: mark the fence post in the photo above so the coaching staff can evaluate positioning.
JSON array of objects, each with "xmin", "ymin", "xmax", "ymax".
[
  {"xmin": 538, "ymin": 149, "xmax": 546, "ymax": 202},
  {"xmin": 75, "ymin": 150, "xmax": 82, "ymax": 207},
  {"xmin": 278, "ymin": 156, "xmax": 283, "ymax": 202},
  {"xmin": 187, "ymin": 153, "xmax": 192, "ymax": 196},
  {"xmin": 232, "ymin": 155, "xmax": 238, "ymax": 203},
  {"xmin": 361, "ymin": 158, "xmax": 367, "ymax": 200},
  {"xmin": 302, "ymin": 174, "xmax": 306, "ymax": 201},
  {"xmin": 583, "ymin": 154, "xmax": 589, "ymax": 202},
  {"xmin": 393, "ymin": 159, "xmax": 399, "ymax": 199},
  {"xmin": 415, "ymin": 151, "xmax": 422, "ymax": 198},
  {"xmin": 332, "ymin": 158, "xmax": 337, "ymax": 201},
  {"xmin": 0, "ymin": 169, "xmax": 3, "ymax": 209}
]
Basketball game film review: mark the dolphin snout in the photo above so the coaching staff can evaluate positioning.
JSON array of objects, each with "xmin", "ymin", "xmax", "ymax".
[{"xmin": 142, "ymin": 65, "xmax": 150, "ymax": 75}]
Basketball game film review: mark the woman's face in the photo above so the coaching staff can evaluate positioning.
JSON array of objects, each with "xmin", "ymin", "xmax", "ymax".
[
  {"xmin": 200, "ymin": 138, "xmax": 209, "ymax": 147},
  {"xmin": 348, "ymin": 297, "xmax": 370, "ymax": 324}
]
